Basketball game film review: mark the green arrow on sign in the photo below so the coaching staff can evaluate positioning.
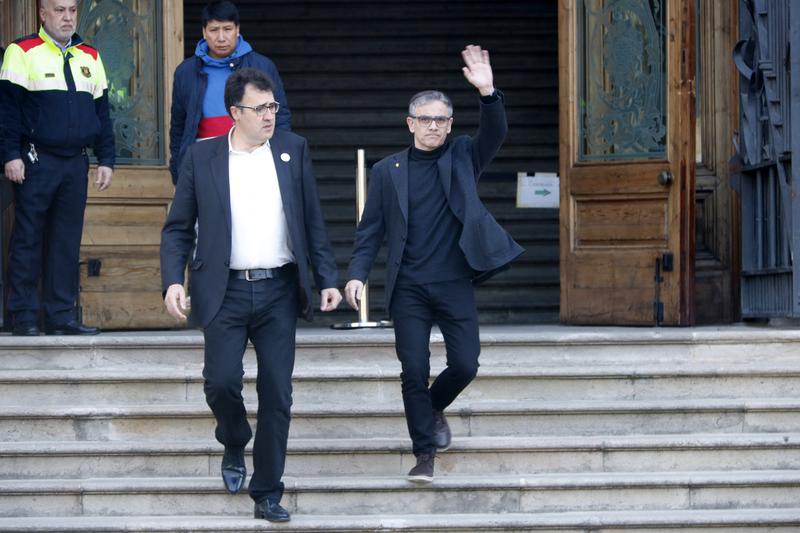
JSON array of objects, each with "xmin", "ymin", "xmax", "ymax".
[{"xmin": 534, "ymin": 189, "xmax": 552, "ymax": 196}]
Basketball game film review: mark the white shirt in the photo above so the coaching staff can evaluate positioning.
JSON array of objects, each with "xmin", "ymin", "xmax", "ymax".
[{"xmin": 227, "ymin": 129, "xmax": 294, "ymax": 269}]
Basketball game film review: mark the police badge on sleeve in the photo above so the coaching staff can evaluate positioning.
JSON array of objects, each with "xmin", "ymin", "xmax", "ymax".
[{"xmin": 80, "ymin": 66, "xmax": 91, "ymax": 78}]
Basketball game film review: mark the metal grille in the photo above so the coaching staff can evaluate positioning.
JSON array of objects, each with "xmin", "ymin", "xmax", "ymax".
[{"xmin": 736, "ymin": 0, "xmax": 798, "ymax": 317}]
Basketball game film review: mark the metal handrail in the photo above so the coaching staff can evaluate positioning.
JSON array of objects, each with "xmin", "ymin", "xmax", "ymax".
[{"xmin": 331, "ymin": 149, "xmax": 391, "ymax": 330}]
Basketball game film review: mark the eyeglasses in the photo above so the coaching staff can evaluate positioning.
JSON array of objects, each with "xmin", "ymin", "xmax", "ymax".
[
  {"xmin": 410, "ymin": 115, "xmax": 452, "ymax": 128},
  {"xmin": 235, "ymin": 101, "xmax": 280, "ymax": 116}
]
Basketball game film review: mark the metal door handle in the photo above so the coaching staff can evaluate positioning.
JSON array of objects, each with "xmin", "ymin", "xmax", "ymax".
[{"xmin": 657, "ymin": 170, "xmax": 673, "ymax": 187}]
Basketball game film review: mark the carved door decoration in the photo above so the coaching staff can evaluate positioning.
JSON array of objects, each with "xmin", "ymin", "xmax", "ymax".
[{"xmin": 78, "ymin": 0, "xmax": 163, "ymax": 164}]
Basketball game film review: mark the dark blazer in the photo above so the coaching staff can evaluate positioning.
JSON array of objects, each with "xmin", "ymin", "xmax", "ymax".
[
  {"xmin": 160, "ymin": 131, "xmax": 338, "ymax": 326},
  {"xmin": 347, "ymin": 92, "xmax": 524, "ymax": 311}
]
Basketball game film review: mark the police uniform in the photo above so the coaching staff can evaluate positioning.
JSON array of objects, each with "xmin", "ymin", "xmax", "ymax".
[{"xmin": 0, "ymin": 27, "xmax": 114, "ymax": 330}]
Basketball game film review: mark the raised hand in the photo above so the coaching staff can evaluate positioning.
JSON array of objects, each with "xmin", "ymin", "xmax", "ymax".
[{"xmin": 461, "ymin": 44, "xmax": 495, "ymax": 96}]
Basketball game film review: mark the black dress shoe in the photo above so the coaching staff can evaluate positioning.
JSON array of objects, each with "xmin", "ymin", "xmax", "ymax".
[
  {"xmin": 44, "ymin": 320, "xmax": 99, "ymax": 335},
  {"xmin": 12, "ymin": 323, "xmax": 40, "ymax": 336},
  {"xmin": 254, "ymin": 498, "xmax": 290, "ymax": 522},
  {"xmin": 221, "ymin": 446, "xmax": 246, "ymax": 494}
]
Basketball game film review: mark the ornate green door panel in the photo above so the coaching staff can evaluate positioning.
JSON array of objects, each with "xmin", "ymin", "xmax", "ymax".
[
  {"xmin": 78, "ymin": 0, "xmax": 164, "ymax": 165},
  {"xmin": 579, "ymin": 0, "xmax": 667, "ymax": 161}
]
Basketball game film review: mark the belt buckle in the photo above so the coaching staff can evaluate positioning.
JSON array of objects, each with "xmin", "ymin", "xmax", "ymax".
[{"xmin": 245, "ymin": 269, "xmax": 255, "ymax": 282}]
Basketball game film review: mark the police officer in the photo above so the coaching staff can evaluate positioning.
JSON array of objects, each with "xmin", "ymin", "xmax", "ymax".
[{"xmin": 0, "ymin": 0, "xmax": 114, "ymax": 336}]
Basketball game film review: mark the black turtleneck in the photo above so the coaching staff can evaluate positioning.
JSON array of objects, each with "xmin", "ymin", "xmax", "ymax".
[{"xmin": 398, "ymin": 143, "xmax": 473, "ymax": 284}]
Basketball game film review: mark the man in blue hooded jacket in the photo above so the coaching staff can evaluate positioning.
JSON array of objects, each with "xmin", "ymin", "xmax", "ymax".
[{"xmin": 169, "ymin": 1, "xmax": 291, "ymax": 185}]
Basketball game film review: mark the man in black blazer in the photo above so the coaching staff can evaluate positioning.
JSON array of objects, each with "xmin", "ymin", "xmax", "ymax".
[
  {"xmin": 345, "ymin": 45, "xmax": 523, "ymax": 482},
  {"xmin": 161, "ymin": 68, "xmax": 341, "ymax": 522}
]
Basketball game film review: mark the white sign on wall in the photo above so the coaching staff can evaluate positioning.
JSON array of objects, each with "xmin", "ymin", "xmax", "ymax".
[{"xmin": 516, "ymin": 172, "xmax": 559, "ymax": 209}]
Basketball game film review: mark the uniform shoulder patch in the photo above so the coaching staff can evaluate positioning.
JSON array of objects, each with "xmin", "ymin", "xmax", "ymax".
[
  {"xmin": 14, "ymin": 34, "xmax": 45, "ymax": 53},
  {"xmin": 76, "ymin": 44, "xmax": 98, "ymax": 60}
]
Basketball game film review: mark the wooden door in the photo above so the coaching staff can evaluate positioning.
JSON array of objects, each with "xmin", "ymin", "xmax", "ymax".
[
  {"xmin": 558, "ymin": 0, "xmax": 695, "ymax": 325},
  {"xmin": 78, "ymin": 1, "xmax": 184, "ymax": 329}
]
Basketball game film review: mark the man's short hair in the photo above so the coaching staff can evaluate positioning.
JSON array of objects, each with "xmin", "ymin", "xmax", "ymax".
[
  {"xmin": 224, "ymin": 68, "xmax": 275, "ymax": 116},
  {"xmin": 202, "ymin": 1, "xmax": 239, "ymax": 27},
  {"xmin": 408, "ymin": 90, "xmax": 453, "ymax": 117}
]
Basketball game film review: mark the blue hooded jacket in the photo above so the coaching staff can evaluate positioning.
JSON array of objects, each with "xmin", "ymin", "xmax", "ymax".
[{"xmin": 168, "ymin": 36, "xmax": 291, "ymax": 184}]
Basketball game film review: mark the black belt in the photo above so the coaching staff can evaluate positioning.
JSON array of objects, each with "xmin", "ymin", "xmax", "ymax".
[
  {"xmin": 25, "ymin": 142, "xmax": 85, "ymax": 159},
  {"xmin": 229, "ymin": 263, "xmax": 295, "ymax": 281}
]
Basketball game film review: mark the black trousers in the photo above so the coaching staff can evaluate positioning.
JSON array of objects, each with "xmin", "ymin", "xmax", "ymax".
[
  {"xmin": 390, "ymin": 278, "xmax": 480, "ymax": 455},
  {"xmin": 7, "ymin": 151, "xmax": 88, "ymax": 325},
  {"xmin": 202, "ymin": 270, "xmax": 299, "ymax": 504}
]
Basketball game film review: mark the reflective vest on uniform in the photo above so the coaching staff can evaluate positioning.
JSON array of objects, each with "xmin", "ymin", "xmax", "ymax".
[{"xmin": 0, "ymin": 26, "xmax": 115, "ymax": 166}]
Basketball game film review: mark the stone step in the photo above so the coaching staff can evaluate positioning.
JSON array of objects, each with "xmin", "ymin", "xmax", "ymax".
[
  {"xmin": 2, "ymin": 508, "xmax": 800, "ymax": 532},
  {"xmin": 2, "ymin": 434, "xmax": 799, "ymax": 479},
  {"xmin": 3, "ymin": 327, "xmax": 799, "ymax": 530},
  {"xmin": 2, "ymin": 361, "xmax": 799, "ymax": 406},
  {"xmin": 2, "ymin": 326, "xmax": 800, "ymax": 370},
  {"xmin": 2, "ymin": 398, "xmax": 799, "ymax": 442},
  {"xmin": 1, "ymin": 471, "xmax": 798, "ymax": 517}
]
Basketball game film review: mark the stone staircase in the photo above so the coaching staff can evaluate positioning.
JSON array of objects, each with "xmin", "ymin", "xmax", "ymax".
[{"xmin": 1, "ymin": 325, "xmax": 800, "ymax": 531}]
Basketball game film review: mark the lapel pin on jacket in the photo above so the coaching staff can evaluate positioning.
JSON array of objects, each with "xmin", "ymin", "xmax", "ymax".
[{"xmin": 281, "ymin": 153, "xmax": 291, "ymax": 162}]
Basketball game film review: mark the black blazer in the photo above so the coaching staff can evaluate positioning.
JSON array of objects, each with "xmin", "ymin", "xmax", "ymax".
[
  {"xmin": 160, "ymin": 131, "xmax": 338, "ymax": 326},
  {"xmin": 347, "ymin": 92, "xmax": 524, "ymax": 311}
]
